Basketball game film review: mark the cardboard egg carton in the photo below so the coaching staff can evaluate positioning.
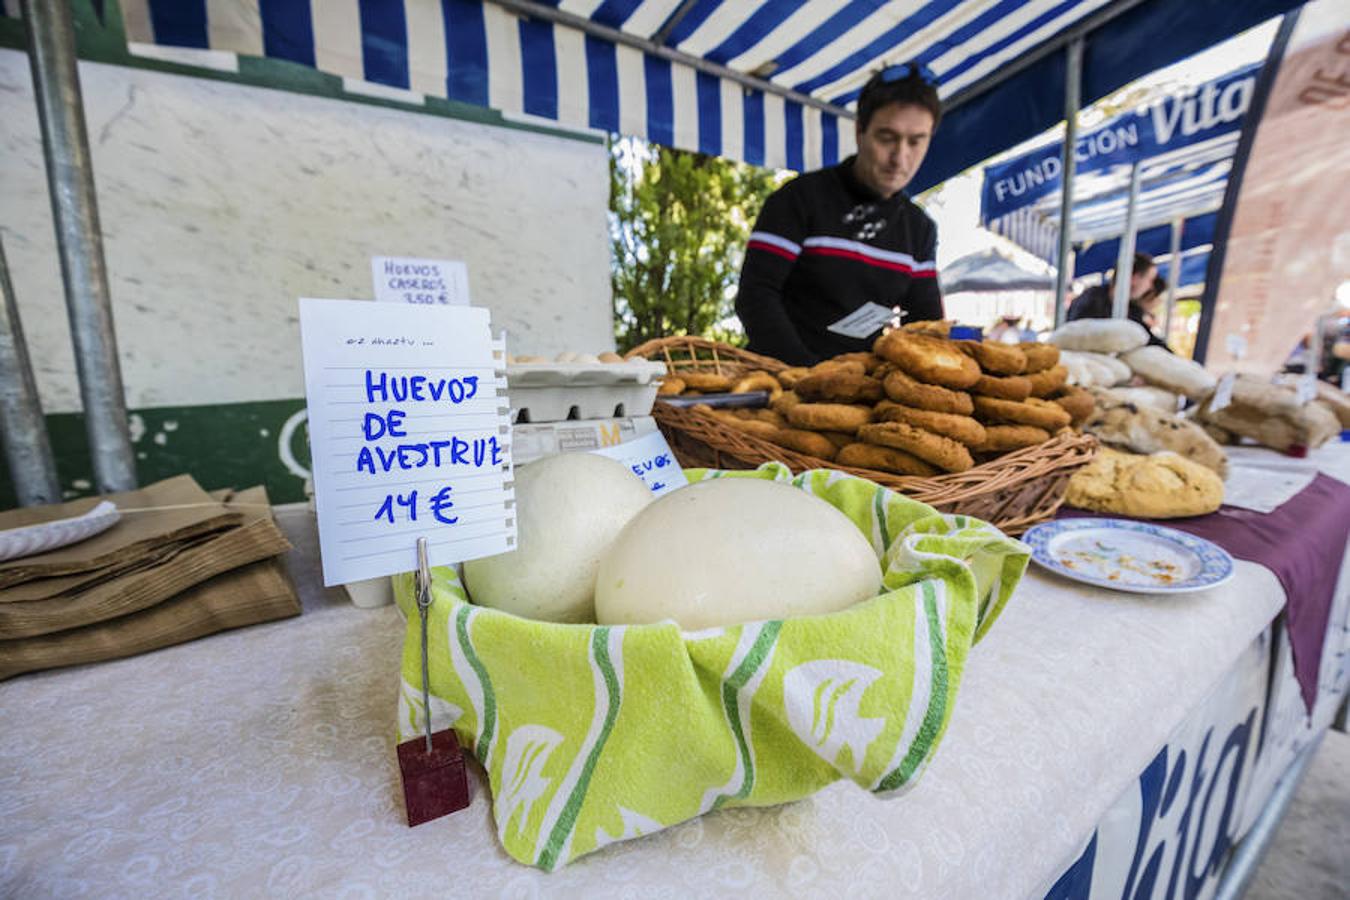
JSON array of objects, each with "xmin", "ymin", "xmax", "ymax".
[{"xmin": 506, "ymin": 359, "xmax": 667, "ymax": 424}]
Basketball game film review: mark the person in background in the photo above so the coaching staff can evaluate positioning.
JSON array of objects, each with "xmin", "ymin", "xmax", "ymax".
[
  {"xmin": 735, "ymin": 62, "xmax": 944, "ymax": 365},
  {"xmin": 1066, "ymin": 252, "xmax": 1169, "ymax": 348},
  {"xmin": 986, "ymin": 315, "xmax": 1023, "ymax": 344},
  {"xmin": 1135, "ymin": 275, "xmax": 1173, "ymax": 348}
]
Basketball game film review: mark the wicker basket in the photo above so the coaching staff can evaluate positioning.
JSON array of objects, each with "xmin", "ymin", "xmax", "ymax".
[
  {"xmin": 628, "ymin": 337, "xmax": 1097, "ymax": 534},
  {"xmin": 624, "ymin": 336, "xmax": 787, "ymax": 380}
]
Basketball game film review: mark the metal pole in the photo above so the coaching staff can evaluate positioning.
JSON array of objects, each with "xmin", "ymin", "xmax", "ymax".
[
  {"xmin": 1212, "ymin": 731, "xmax": 1323, "ymax": 900},
  {"xmin": 1112, "ymin": 160, "xmax": 1143, "ymax": 319},
  {"xmin": 0, "ymin": 234, "xmax": 62, "ymax": 506},
  {"xmin": 1163, "ymin": 216, "xmax": 1183, "ymax": 344},
  {"xmin": 22, "ymin": 0, "xmax": 137, "ymax": 492},
  {"xmin": 1053, "ymin": 38, "xmax": 1083, "ymax": 329}
]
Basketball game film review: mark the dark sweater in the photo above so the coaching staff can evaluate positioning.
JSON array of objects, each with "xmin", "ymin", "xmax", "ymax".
[{"xmin": 734, "ymin": 157, "xmax": 944, "ymax": 365}]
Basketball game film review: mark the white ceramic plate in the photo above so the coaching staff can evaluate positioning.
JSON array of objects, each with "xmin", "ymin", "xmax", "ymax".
[
  {"xmin": 0, "ymin": 500, "xmax": 121, "ymax": 563},
  {"xmin": 1022, "ymin": 517, "xmax": 1234, "ymax": 594}
]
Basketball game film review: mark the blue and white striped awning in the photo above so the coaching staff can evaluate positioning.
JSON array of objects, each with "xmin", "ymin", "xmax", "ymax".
[{"xmin": 41, "ymin": 0, "xmax": 1293, "ymax": 179}]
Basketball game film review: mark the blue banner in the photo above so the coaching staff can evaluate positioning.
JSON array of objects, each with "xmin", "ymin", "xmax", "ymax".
[{"xmin": 981, "ymin": 65, "xmax": 1259, "ymax": 224}]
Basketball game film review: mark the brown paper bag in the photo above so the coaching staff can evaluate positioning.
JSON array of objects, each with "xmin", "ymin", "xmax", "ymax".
[
  {"xmin": 0, "ymin": 555, "xmax": 301, "ymax": 680},
  {"xmin": 0, "ymin": 486, "xmax": 290, "ymax": 639},
  {"xmin": 0, "ymin": 475, "xmax": 241, "ymax": 590}
]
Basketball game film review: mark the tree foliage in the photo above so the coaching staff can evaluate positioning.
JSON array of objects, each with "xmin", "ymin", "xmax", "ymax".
[{"xmin": 609, "ymin": 137, "xmax": 785, "ymax": 351}]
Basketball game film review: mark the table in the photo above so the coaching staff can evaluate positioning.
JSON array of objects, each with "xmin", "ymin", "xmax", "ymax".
[{"xmin": 3, "ymin": 447, "xmax": 1347, "ymax": 899}]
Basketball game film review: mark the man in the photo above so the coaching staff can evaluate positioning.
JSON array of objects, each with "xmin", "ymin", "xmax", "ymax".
[
  {"xmin": 735, "ymin": 63, "xmax": 944, "ymax": 365},
  {"xmin": 1065, "ymin": 252, "xmax": 1169, "ymax": 347}
]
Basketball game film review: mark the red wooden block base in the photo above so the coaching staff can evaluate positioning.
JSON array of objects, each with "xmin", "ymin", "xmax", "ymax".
[{"xmin": 397, "ymin": 729, "xmax": 470, "ymax": 826}]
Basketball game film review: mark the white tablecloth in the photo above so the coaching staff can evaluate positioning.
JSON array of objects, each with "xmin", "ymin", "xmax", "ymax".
[{"xmin": 8, "ymin": 443, "xmax": 1349, "ymax": 898}]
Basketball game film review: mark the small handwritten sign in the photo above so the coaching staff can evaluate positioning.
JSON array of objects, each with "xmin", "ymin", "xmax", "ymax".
[
  {"xmin": 372, "ymin": 256, "xmax": 471, "ymax": 306},
  {"xmin": 1295, "ymin": 373, "xmax": 1317, "ymax": 405},
  {"xmin": 1210, "ymin": 372, "xmax": 1236, "ymax": 412},
  {"xmin": 827, "ymin": 302, "xmax": 899, "ymax": 339},
  {"xmin": 299, "ymin": 298, "xmax": 514, "ymax": 585},
  {"xmin": 592, "ymin": 431, "xmax": 688, "ymax": 497}
]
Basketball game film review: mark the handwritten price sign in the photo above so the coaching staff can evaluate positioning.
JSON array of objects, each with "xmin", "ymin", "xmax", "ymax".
[
  {"xmin": 299, "ymin": 299, "xmax": 514, "ymax": 586},
  {"xmin": 593, "ymin": 431, "xmax": 689, "ymax": 497},
  {"xmin": 371, "ymin": 256, "xmax": 471, "ymax": 306}
]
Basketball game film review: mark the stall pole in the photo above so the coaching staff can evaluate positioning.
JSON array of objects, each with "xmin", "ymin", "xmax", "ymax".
[
  {"xmin": 22, "ymin": 0, "xmax": 137, "ymax": 492},
  {"xmin": 1111, "ymin": 161, "xmax": 1143, "ymax": 319},
  {"xmin": 0, "ymin": 235, "xmax": 62, "ymax": 506},
  {"xmin": 1213, "ymin": 731, "xmax": 1324, "ymax": 900},
  {"xmin": 1052, "ymin": 38, "xmax": 1084, "ymax": 329},
  {"xmin": 1163, "ymin": 216, "xmax": 1183, "ymax": 343}
]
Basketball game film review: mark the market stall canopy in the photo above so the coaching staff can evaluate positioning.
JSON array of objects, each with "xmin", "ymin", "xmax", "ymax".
[
  {"xmin": 940, "ymin": 249, "xmax": 1054, "ymax": 294},
  {"xmin": 1156, "ymin": 247, "xmax": 1209, "ymax": 289},
  {"xmin": 980, "ymin": 63, "xmax": 1257, "ymax": 261},
  {"xmin": 27, "ymin": 0, "xmax": 1297, "ymax": 179},
  {"xmin": 1074, "ymin": 211, "xmax": 1215, "ymax": 279}
]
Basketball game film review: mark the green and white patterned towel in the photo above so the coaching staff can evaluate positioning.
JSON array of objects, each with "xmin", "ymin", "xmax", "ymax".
[{"xmin": 394, "ymin": 463, "xmax": 1029, "ymax": 870}]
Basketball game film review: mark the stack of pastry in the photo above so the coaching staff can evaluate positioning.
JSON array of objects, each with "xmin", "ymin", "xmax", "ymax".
[
  {"xmin": 696, "ymin": 323, "xmax": 1091, "ymax": 478},
  {"xmin": 658, "ymin": 370, "xmax": 784, "ymax": 399}
]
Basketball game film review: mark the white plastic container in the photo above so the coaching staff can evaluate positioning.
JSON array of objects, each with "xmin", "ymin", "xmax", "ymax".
[{"xmin": 506, "ymin": 360, "xmax": 667, "ymax": 423}]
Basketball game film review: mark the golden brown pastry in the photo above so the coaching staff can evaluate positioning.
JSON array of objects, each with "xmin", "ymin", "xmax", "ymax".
[
  {"xmin": 778, "ymin": 367, "xmax": 810, "ymax": 389},
  {"xmin": 1065, "ymin": 448, "xmax": 1223, "ymax": 518},
  {"xmin": 882, "ymin": 368, "xmax": 974, "ymax": 415},
  {"xmin": 972, "ymin": 395, "xmax": 1073, "ymax": 431},
  {"xmin": 1027, "ymin": 365, "xmax": 1069, "ymax": 398},
  {"xmin": 771, "ymin": 390, "xmax": 802, "ymax": 416},
  {"xmin": 657, "ymin": 377, "xmax": 685, "ymax": 396},
  {"xmin": 808, "ymin": 359, "xmax": 867, "ymax": 378},
  {"xmin": 872, "ymin": 332, "xmax": 982, "ymax": 390},
  {"xmin": 957, "ymin": 340, "xmax": 1027, "ymax": 375},
  {"xmin": 680, "ymin": 372, "xmax": 734, "ymax": 392},
  {"xmin": 828, "ymin": 352, "xmax": 884, "ymax": 373},
  {"xmin": 836, "ymin": 442, "xmax": 940, "ymax": 477},
  {"xmin": 752, "ymin": 408, "xmax": 788, "ymax": 428},
  {"xmin": 1019, "ymin": 343, "xmax": 1061, "ymax": 374},
  {"xmin": 794, "ymin": 371, "xmax": 884, "ymax": 404},
  {"xmin": 857, "ymin": 421, "xmax": 974, "ymax": 473},
  {"xmin": 715, "ymin": 415, "xmax": 780, "ymax": 441},
  {"xmin": 1050, "ymin": 386, "xmax": 1094, "ymax": 426},
  {"xmin": 970, "ymin": 425, "xmax": 1051, "ymax": 452},
  {"xmin": 731, "ymin": 371, "xmax": 783, "ymax": 402},
  {"xmin": 787, "ymin": 403, "xmax": 874, "ymax": 433},
  {"xmin": 901, "ymin": 320, "xmax": 953, "ymax": 338},
  {"xmin": 971, "ymin": 373, "xmax": 1033, "ymax": 402},
  {"xmin": 874, "ymin": 401, "xmax": 987, "ymax": 447},
  {"xmin": 819, "ymin": 430, "xmax": 856, "ymax": 450},
  {"xmin": 771, "ymin": 428, "xmax": 838, "ymax": 460}
]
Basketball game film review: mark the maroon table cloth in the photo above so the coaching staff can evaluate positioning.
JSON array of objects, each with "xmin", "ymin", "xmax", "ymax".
[{"xmin": 1059, "ymin": 473, "xmax": 1350, "ymax": 713}]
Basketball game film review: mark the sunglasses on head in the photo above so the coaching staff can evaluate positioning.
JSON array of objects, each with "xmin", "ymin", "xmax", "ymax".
[{"xmin": 880, "ymin": 61, "xmax": 938, "ymax": 86}]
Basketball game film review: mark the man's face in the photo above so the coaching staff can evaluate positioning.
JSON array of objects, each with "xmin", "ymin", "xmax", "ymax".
[
  {"xmin": 853, "ymin": 103, "xmax": 934, "ymax": 198},
  {"xmin": 1130, "ymin": 265, "xmax": 1157, "ymax": 300}
]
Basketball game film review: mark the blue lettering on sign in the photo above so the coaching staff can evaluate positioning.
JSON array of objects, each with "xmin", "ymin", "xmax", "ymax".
[
  {"xmin": 374, "ymin": 490, "xmax": 418, "ymax": 524},
  {"xmin": 357, "ymin": 367, "xmax": 500, "ymax": 523},
  {"xmin": 982, "ymin": 65, "xmax": 1258, "ymax": 223},
  {"xmin": 429, "ymin": 486, "xmax": 457, "ymax": 524},
  {"xmin": 1044, "ymin": 708, "xmax": 1257, "ymax": 900},
  {"xmin": 356, "ymin": 435, "xmax": 504, "ymax": 474},
  {"xmin": 364, "ymin": 370, "xmax": 479, "ymax": 404},
  {"xmin": 630, "ymin": 453, "xmax": 673, "ymax": 477}
]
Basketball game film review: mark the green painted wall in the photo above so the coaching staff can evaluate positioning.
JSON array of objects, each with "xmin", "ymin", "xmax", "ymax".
[{"xmin": 0, "ymin": 399, "xmax": 312, "ymax": 509}]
